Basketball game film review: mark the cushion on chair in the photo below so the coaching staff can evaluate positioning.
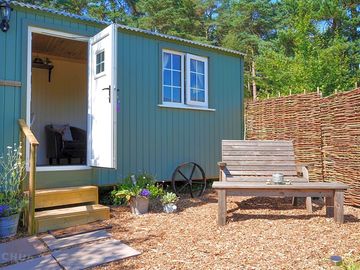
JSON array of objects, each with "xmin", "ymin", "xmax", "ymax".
[{"xmin": 52, "ymin": 124, "xmax": 73, "ymax": 141}]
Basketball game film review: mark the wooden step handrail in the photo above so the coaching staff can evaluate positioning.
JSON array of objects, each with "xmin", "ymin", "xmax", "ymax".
[{"xmin": 18, "ymin": 119, "xmax": 39, "ymax": 235}]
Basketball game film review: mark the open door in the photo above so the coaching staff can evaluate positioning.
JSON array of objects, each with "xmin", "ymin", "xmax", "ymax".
[{"xmin": 88, "ymin": 24, "xmax": 117, "ymax": 168}]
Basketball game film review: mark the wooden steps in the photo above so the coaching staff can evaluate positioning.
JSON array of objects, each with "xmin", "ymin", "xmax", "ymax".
[
  {"xmin": 33, "ymin": 186, "xmax": 110, "ymax": 233},
  {"xmin": 34, "ymin": 186, "xmax": 99, "ymax": 209}
]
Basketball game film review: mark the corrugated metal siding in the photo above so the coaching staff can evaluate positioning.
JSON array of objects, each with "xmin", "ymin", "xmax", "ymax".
[
  {"xmin": 0, "ymin": 8, "xmax": 101, "ymax": 188},
  {"xmin": 1, "ymin": 7, "xmax": 243, "ymax": 188},
  {"xmin": 94, "ymin": 32, "xmax": 244, "ymax": 185},
  {"xmin": 0, "ymin": 9, "xmax": 22, "ymax": 156}
]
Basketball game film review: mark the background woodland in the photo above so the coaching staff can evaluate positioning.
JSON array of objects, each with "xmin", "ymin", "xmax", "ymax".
[{"xmin": 19, "ymin": 0, "xmax": 360, "ymax": 99}]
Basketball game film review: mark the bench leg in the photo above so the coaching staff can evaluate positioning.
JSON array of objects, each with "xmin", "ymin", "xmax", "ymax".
[
  {"xmin": 218, "ymin": 190, "xmax": 227, "ymax": 226},
  {"xmin": 292, "ymin": 197, "xmax": 298, "ymax": 206},
  {"xmin": 334, "ymin": 190, "xmax": 344, "ymax": 224},
  {"xmin": 325, "ymin": 196, "xmax": 334, "ymax": 217},
  {"xmin": 306, "ymin": 197, "xmax": 313, "ymax": 213}
]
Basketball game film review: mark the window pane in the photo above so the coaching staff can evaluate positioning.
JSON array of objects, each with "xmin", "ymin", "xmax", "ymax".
[
  {"xmin": 163, "ymin": 70, "xmax": 171, "ymax": 85},
  {"xmin": 162, "ymin": 51, "xmax": 184, "ymax": 104},
  {"xmin": 163, "ymin": 53, "xmax": 171, "ymax": 69},
  {"xmin": 197, "ymin": 61, "xmax": 204, "ymax": 74},
  {"xmin": 173, "ymin": 87, "xmax": 181, "ymax": 103},
  {"xmin": 96, "ymin": 51, "xmax": 105, "ymax": 74},
  {"xmin": 190, "ymin": 72, "xmax": 196, "ymax": 88},
  {"xmin": 190, "ymin": 88, "xmax": 197, "ymax": 101},
  {"xmin": 163, "ymin": 86, "xmax": 171, "ymax": 102},
  {"xmin": 172, "ymin": 55, "xmax": 181, "ymax": 70},
  {"xmin": 173, "ymin": 71, "xmax": 181, "ymax": 86},
  {"xmin": 198, "ymin": 90, "xmax": 205, "ymax": 102},
  {"xmin": 190, "ymin": 59, "xmax": 197, "ymax": 72},
  {"xmin": 197, "ymin": 74, "xmax": 204, "ymax": 90}
]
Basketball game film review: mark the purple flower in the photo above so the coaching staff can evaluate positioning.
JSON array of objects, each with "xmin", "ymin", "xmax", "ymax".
[
  {"xmin": 0, "ymin": 205, "xmax": 9, "ymax": 217},
  {"xmin": 139, "ymin": 189, "xmax": 150, "ymax": 197}
]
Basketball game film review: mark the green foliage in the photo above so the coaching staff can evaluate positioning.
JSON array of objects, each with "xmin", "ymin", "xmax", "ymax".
[
  {"xmin": 0, "ymin": 144, "xmax": 28, "ymax": 217},
  {"xmin": 160, "ymin": 192, "xmax": 178, "ymax": 205},
  {"xmin": 17, "ymin": 0, "xmax": 360, "ymax": 97},
  {"xmin": 111, "ymin": 173, "xmax": 164, "ymax": 205},
  {"xmin": 340, "ymin": 255, "xmax": 360, "ymax": 270}
]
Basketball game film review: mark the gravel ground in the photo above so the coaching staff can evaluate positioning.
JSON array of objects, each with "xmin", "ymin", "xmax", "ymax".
[{"xmin": 96, "ymin": 190, "xmax": 360, "ymax": 270}]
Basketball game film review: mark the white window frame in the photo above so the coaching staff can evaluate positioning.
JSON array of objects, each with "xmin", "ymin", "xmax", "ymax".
[
  {"xmin": 186, "ymin": 54, "xmax": 208, "ymax": 108},
  {"xmin": 95, "ymin": 49, "xmax": 105, "ymax": 77},
  {"xmin": 162, "ymin": 49, "xmax": 185, "ymax": 106}
]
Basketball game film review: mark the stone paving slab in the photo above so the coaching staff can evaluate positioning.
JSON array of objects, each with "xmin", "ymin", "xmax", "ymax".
[
  {"xmin": 52, "ymin": 239, "xmax": 141, "ymax": 270},
  {"xmin": 0, "ymin": 255, "xmax": 61, "ymax": 270},
  {"xmin": 0, "ymin": 237, "xmax": 47, "ymax": 264},
  {"xmin": 42, "ymin": 229, "xmax": 111, "ymax": 251}
]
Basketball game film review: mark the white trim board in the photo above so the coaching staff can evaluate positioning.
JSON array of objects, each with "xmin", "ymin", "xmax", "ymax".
[
  {"xmin": 36, "ymin": 165, "xmax": 92, "ymax": 172},
  {"xmin": 158, "ymin": 104, "xmax": 215, "ymax": 112}
]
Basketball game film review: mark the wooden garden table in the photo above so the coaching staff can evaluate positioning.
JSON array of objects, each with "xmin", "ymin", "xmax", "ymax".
[{"xmin": 213, "ymin": 181, "xmax": 348, "ymax": 225}]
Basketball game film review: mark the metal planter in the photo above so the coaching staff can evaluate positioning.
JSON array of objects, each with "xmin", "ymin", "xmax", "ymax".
[{"xmin": 0, "ymin": 213, "xmax": 20, "ymax": 238}]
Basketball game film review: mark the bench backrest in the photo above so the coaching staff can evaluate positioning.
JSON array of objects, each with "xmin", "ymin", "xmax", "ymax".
[{"xmin": 222, "ymin": 140, "xmax": 297, "ymax": 178}]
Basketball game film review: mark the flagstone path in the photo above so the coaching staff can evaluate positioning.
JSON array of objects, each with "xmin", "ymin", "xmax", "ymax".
[{"xmin": 0, "ymin": 230, "xmax": 140, "ymax": 270}]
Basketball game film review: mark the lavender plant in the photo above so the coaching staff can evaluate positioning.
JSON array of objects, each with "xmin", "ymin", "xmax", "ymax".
[{"xmin": 0, "ymin": 144, "xmax": 27, "ymax": 217}]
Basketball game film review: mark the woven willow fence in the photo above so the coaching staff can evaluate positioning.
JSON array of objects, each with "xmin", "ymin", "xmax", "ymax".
[{"xmin": 246, "ymin": 87, "xmax": 360, "ymax": 207}]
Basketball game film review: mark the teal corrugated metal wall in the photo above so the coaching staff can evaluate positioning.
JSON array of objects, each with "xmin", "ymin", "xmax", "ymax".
[
  {"xmin": 94, "ymin": 32, "xmax": 244, "ymax": 185},
  {"xmin": 0, "ymin": 8, "xmax": 100, "ymax": 188},
  {"xmin": 0, "ymin": 6, "xmax": 243, "ymax": 188}
]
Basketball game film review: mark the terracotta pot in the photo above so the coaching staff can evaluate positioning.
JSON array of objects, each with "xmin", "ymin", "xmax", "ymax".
[
  {"xmin": 129, "ymin": 196, "xmax": 149, "ymax": 215},
  {"xmin": 0, "ymin": 213, "xmax": 20, "ymax": 238}
]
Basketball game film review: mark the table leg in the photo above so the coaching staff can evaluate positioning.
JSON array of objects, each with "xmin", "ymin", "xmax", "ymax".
[
  {"xmin": 325, "ymin": 196, "xmax": 334, "ymax": 217},
  {"xmin": 218, "ymin": 190, "xmax": 227, "ymax": 226},
  {"xmin": 306, "ymin": 197, "xmax": 313, "ymax": 213},
  {"xmin": 334, "ymin": 190, "xmax": 344, "ymax": 224}
]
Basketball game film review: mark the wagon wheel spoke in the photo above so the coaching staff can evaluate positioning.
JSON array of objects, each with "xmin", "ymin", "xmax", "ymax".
[
  {"xmin": 188, "ymin": 164, "xmax": 196, "ymax": 183},
  {"xmin": 178, "ymin": 170, "xmax": 189, "ymax": 181},
  {"xmin": 177, "ymin": 182, "xmax": 190, "ymax": 193}
]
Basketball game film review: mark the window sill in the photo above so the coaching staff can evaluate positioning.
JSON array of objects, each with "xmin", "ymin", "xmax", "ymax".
[
  {"xmin": 28, "ymin": 165, "xmax": 92, "ymax": 172},
  {"xmin": 158, "ymin": 104, "xmax": 216, "ymax": 112}
]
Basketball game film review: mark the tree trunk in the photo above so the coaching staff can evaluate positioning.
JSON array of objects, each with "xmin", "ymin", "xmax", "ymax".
[{"xmin": 251, "ymin": 58, "xmax": 257, "ymax": 101}]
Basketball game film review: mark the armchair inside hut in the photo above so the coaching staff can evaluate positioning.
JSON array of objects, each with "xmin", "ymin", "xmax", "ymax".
[{"xmin": 45, "ymin": 124, "xmax": 87, "ymax": 165}]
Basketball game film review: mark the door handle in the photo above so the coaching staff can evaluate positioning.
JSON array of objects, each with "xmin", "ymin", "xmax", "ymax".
[{"xmin": 102, "ymin": 85, "xmax": 111, "ymax": 103}]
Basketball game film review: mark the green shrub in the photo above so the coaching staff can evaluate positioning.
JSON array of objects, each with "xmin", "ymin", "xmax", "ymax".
[
  {"xmin": 111, "ymin": 173, "xmax": 164, "ymax": 205},
  {"xmin": 340, "ymin": 256, "xmax": 360, "ymax": 270},
  {"xmin": 160, "ymin": 192, "xmax": 178, "ymax": 205}
]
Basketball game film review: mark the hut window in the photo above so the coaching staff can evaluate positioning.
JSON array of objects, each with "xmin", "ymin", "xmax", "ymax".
[
  {"xmin": 96, "ymin": 50, "xmax": 105, "ymax": 74},
  {"xmin": 162, "ymin": 50, "xmax": 184, "ymax": 104},
  {"xmin": 186, "ymin": 54, "xmax": 208, "ymax": 107}
]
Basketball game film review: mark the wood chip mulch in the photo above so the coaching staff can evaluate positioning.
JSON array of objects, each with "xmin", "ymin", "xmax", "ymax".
[{"xmin": 95, "ymin": 190, "xmax": 360, "ymax": 270}]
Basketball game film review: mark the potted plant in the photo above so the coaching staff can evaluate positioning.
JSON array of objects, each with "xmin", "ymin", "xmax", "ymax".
[
  {"xmin": 0, "ymin": 144, "xmax": 27, "ymax": 238},
  {"xmin": 113, "ymin": 173, "xmax": 164, "ymax": 215},
  {"xmin": 160, "ymin": 192, "xmax": 178, "ymax": 213}
]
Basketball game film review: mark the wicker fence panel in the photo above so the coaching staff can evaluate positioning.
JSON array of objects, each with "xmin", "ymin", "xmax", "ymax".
[
  {"xmin": 246, "ymin": 88, "xmax": 360, "ymax": 206},
  {"xmin": 246, "ymin": 93, "xmax": 323, "ymax": 182},
  {"xmin": 321, "ymin": 88, "xmax": 360, "ymax": 206}
]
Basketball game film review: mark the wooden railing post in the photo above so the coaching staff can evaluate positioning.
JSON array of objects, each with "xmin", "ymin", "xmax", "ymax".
[
  {"xmin": 28, "ymin": 144, "xmax": 37, "ymax": 234},
  {"xmin": 18, "ymin": 119, "xmax": 39, "ymax": 235}
]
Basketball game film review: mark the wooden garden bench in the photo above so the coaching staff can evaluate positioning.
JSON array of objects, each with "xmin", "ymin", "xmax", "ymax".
[{"xmin": 213, "ymin": 140, "xmax": 348, "ymax": 225}]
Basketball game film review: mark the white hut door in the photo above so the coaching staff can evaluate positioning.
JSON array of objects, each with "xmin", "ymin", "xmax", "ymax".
[{"xmin": 88, "ymin": 24, "xmax": 117, "ymax": 168}]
